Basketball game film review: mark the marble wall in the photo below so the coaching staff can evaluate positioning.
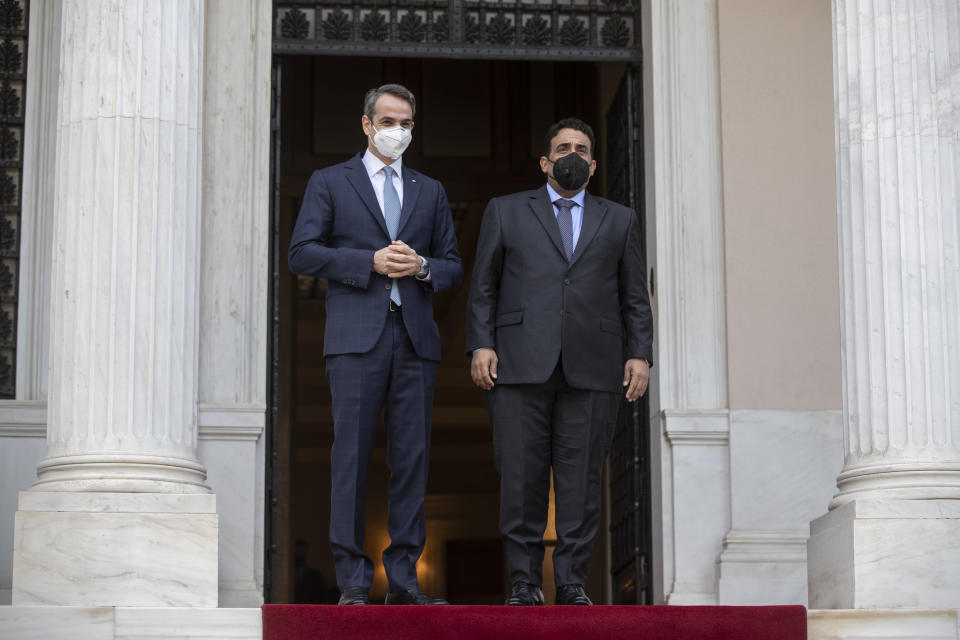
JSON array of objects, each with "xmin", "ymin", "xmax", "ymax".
[
  {"xmin": 644, "ymin": 0, "xmax": 846, "ymax": 607},
  {"xmin": 718, "ymin": 410, "xmax": 843, "ymax": 605},
  {"xmin": 642, "ymin": 0, "xmax": 730, "ymax": 605},
  {"xmin": 197, "ymin": 0, "xmax": 273, "ymax": 607},
  {"xmin": 0, "ymin": 0, "xmax": 273, "ymax": 607}
]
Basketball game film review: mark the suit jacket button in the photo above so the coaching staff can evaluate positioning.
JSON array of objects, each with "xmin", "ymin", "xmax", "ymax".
[
  {"xmin": 385, "ymin": 284, "xmax": 391, "ymax": 290},
  {"xmin": 560, "ymin": 310, "xmax": 565, "ymax": 316},
  {"xmin": 564, "ymin": 279, "xmax": 570, "ymax": 285}
]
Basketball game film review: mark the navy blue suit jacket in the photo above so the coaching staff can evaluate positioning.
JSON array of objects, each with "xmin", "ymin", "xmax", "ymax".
[{"xmin": 288, "ymin": 153, "xmax": 462, "ymax": 362}]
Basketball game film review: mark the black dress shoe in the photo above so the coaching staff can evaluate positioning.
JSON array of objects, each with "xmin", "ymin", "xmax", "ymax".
[
  {"xmin": 555, "ymin": 584, "xmax": 592, "ymax": 605},
  {"xmin": 338, "ymin": 586, "xmax": 369, "ymax": 605},
  {"xmin": 384, "ymin": 588, "xmax": 449, "ymax": 605},
  {"xmin": 505, "ymin": 581, "xmax": 545, "ymax": 606}
]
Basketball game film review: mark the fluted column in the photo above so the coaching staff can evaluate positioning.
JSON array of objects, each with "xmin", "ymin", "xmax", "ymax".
[
  {"xmin": 832, "ymin": 0, "xmax": 960, "ymax": 505},
  {"xmin": 808, "ymin": 0, "xmax": 960, "ymax": 610},
  {"xmin": 12, "ymin": 0, "xmax": 217, "ymax": 607},
  {"xmin": 35, "ymin": 0, "xmax": 207, "ymax": 493}
]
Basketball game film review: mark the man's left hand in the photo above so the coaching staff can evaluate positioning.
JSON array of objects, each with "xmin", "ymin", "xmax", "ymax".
[
  {"xmin": 623, "ymin": 358, "xmax": 649, "ymax": 402},
  {"xmin": 385, "ymin": 240, "xmax": 421, "ymax": 278}
]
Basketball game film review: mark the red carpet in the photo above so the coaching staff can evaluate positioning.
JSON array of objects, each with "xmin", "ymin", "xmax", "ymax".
[{"xmin": 262, "ymin": 605, "xmax": 806, "ymax": 640}]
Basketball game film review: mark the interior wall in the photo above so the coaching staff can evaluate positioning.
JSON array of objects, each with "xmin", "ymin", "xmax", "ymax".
[{"xmin": 718, "ymin": 0, "xmax": 840, "ymax": 411}]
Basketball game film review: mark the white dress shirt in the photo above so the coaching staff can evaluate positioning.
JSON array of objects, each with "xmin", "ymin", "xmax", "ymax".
[
  {"xmin": 363, "ymin": 149, "xmax": 404, "ymax": 214},
  {"xmin": 362, "ymin": 149, "xmax": 430, "ymax": 281}
]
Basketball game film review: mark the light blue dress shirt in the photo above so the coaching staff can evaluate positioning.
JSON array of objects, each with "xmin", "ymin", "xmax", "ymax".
[{"xmin": 545, "ymin": 182, "xmax": 584, "ymax": 250}]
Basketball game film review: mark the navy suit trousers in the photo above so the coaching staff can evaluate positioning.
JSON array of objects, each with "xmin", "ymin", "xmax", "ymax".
[{"xmin": 325, "ymin": 310, "xmax": 436, "ymax": 591}]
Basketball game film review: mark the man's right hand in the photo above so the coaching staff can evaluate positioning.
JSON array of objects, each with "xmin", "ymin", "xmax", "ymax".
[
  {"xmin": 471, "ymin": 348, "xmax": 498, "ymax": 390},
  {"xmin": 373, "ymin": 246, "xmax": 393, "ymax": 275}
]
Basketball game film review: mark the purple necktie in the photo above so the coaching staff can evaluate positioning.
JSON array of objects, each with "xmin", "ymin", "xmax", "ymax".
[{"xmin": 555, "ymin": 198, "xmax": 575, "ymax": 260}]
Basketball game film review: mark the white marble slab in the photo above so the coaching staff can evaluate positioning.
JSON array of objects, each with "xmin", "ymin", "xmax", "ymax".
[
  {"xmin": 728, "ymin": 410, "xmax": 842, "ymax": 531},
  {"xmin": 808, "ymin": 609, "xmax": 959, "ymax": 640},
  {"xmin": 0, "ymin": 433, "xmax": 46, "ymax": 605},
  {"xmin": 0, "ymin": 606, "xmax": 262, "ymax": 640},
  {"xmin": 718, "ymin": 410, "xmax": 843, "ymax": 605},
  {"xmin": 808, "ymin": 499, "xmax": 960, "ymax": 609},
  {"xmin": 0, "ymin": 606, "xmax": 114, "ymax": 640},
  {"xmin": 12, "ymin": 510, "xmax": 218, "ymax": 607},
  {"xmin": 115, "ymin": 607, "xmax": 261, "ymax": 639},
  {"xmin": 199, "ymin": 437, "xmax": 263, "ymax": 607},
  {"xmin": 664, "ymin": 409, "xmax": 730, "ymax": 605},
  {"xmin": 17, "ymin": 491, "xmax": 216, "ymax": 514}
]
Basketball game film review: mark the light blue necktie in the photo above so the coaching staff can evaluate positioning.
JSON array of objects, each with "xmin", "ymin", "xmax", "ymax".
[{"xmin": 382, "ymin": 165, "xmax": 402, "ymax": 306}]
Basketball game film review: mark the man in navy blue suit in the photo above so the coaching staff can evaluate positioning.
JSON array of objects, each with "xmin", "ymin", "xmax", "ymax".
[{"xmin": 288, "ymin": 84, "xmax": 462, "ymax": 605}]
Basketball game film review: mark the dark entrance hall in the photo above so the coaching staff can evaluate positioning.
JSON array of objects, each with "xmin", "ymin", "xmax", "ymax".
[{"xmin": 268, "ymin": 55, "xmax": 650, "ymax": 606}]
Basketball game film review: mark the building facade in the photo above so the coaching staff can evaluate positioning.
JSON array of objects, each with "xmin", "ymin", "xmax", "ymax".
[{"xmin": 0, "ymin": 0, "xmax": 958, "ymax": 637}]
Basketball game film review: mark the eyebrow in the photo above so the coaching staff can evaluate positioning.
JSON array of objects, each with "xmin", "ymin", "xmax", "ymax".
[
  {"xmin": 555, "ymin": 142, "xmax": 590, "ymax": 153},
  {"xmin": 378, "ymin": 117, "xmax": 414, "ymax": 125}
]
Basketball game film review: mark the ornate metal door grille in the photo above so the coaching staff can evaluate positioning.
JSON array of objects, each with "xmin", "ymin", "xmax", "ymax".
[
  {"xmin": 274, "ymin": 0, "xmax": 640, "ymax": 60},
  {"xmin": 0, "ymin": 0, "xmax": 27, "ymax": 398},
  {"xmin": 605, "ymin": 65, "xmax": 652, "ymax": 605}
]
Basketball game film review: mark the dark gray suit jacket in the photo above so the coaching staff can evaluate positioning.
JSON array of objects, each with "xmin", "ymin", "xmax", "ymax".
[{"xmin": 466, "ymin": 186, "xmax": 653, "ymax": 393}]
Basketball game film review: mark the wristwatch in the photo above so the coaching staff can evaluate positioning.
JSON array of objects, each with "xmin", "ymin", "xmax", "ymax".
[{"xmin": 415, "ymin": 256, "xmax": 430, "ymax": 280}]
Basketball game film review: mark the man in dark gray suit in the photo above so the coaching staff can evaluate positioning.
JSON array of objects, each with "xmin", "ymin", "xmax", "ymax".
[{"xmin": 466, "ymin": 117, "xmax": 653, "ymax": 606}]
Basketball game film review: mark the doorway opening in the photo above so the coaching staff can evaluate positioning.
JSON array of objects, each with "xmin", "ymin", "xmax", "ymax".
[{"xmin": 268, "ymin": 55, "xmax": 650, "ymax": 605}]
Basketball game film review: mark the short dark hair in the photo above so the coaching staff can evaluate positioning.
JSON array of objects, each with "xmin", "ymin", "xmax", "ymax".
[
  {"xmin": 363, "ymin": 83, "xmax": 417, "ymax": 121},
  {"xmin": 543, "ymin": 117, "xmax": 596, "ymax": 158}
]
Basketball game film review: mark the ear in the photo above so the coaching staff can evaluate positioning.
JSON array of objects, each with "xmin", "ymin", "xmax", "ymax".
[
  {"xmin": 588, "ymin": 159, "xmax": 597, "ymax": 177},
  {"xmin": 539, "ymin": 156, "xmax": 551, "ymax": 175},
  {"xmin": 361, "ymin": 114, "xmax": 373, "ymax": 136}
]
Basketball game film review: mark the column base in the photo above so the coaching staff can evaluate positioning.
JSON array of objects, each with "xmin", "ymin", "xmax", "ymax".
[
  {"xmin": 32, "ymin": 453, "xmax": 212, "ymax": 494},
  {"xmin": 717, "ymin": 530, "xmax": 809, "ymax": 605},
  {"xmin": 808, "ymin": 499, "xmax": 960, "ymax": 609},
  {"xmin": 12, "ymin": 492, "xmax": 218, "ymax": 607}
]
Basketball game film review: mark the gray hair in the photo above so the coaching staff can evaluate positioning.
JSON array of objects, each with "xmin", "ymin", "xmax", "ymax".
[{"xmin": 363, "ymin": 83, "xmax": 416, "ymax": 121}]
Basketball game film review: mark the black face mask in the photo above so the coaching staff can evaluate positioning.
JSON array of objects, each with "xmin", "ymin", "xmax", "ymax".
[{"xmin": 548, "ymin": 153, "xmax": 591, "ymax": 191}]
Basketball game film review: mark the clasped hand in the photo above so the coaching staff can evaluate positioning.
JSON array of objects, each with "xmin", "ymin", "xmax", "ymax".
[{"xmin": 374, "ymin": 240, "xmax": 421, "ymax": 278}]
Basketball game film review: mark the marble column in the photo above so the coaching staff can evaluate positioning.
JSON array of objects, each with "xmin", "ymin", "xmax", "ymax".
[
  {"xmin": 808, "ymin": 0, "xmax": 960, "ymax": 609},
  {"xmin": 11, "ymin": 0, "xmax": 218, "ymax": 607},
  {"xmin": 644, "ymin": 0, "xmax": 731, "ymax": 605}
]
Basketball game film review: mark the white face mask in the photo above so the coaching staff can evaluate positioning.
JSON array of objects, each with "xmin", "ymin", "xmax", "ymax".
[{"xmin": 371, "ymin": 124, "xmax": 412, "ymax": 159}]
